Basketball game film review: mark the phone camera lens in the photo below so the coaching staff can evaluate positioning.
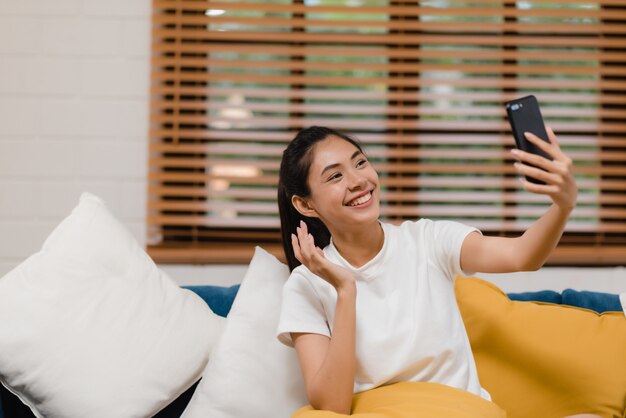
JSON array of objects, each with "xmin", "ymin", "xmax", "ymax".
[{"xmin": 511, "ymin": 104, "xmax": 519, "ymax": 111}]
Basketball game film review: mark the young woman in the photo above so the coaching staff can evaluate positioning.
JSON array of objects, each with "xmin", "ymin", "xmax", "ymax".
[{"xmin": 276, "ymin": 126, "xmax": 587, "ymax": 416}]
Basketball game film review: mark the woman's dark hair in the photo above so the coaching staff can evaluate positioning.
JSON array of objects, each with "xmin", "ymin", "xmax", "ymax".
[{"xmin": 278, "ymin": 126, "xmax": 365, "ymax": 272}]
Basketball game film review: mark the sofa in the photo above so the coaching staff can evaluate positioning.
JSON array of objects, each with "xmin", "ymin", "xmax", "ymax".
[
  {"xmin": 1, "ymin": 280, "xmax": 624, "ymax": 418},
  {"xmin": 1, "ymin": 193, "xmax": 624, "ymax": 418}
]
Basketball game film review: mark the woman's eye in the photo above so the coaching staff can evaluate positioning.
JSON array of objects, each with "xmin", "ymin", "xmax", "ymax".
[
  {"xmin": 329, "ymin": 173, "xmax": 342, "ymax": 181},
  {"xmin": 357, "ymin": 159, "xmax": 368, "ymax": 167}
]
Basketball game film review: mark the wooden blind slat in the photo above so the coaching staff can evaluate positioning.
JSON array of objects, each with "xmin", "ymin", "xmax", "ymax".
[
  {"xmin": 153, "ymin": 115, "xmax": 626, "ymax": 133},
  {"xmin": 149, "ymin": 142, "xmax": 626, "ymax": 160},
  {"xmin": 155, "ymin": 28, "xmax": 626, "ymax": 48},
  {"xmin": 151, "ymin": 85, "xmax": 626, "ymax": 105},
  {"xmin": 155, "ymin": 52, "xmax": 626, "ymax": 67},
  {"xmin": 152, "ymin": 72, "xmax": 625, "ymax": 90},
  {"xmin": 153, "ymin": 61, "xmax": 626, "ymax": 77},
  {"xmin": 381, "ymin": 0, "xmax": 626, "ymax": 4},
  {"xmin": 149, "ymin": 167, "xmax": 626, "ymax": 182},
  {"xmin": 147, "ymin": 215, "xmax": 626, "ymax": 233},
  {"xmin": 154, "ymin": 44, "xmax": 626, "ymax": 65},
  {"xmin": 153, "ymin": 15, "xmax": 626, "ymax": 35},
  {"xmin": 153, "ymin": 101, "xmax": 626, "ymax": 120},
  {"xmin": 145, "ymin": 244, "xmax": 626, "ymax": 265},
  {"xmin": 155, "ymin": 1, "xmax": 626, "ymax": 19},
  {"xmin": 149, "ymin": 129, "xmax": 626, "ymax": 149},
  {"xmin": 149, "ymin": 186, "xmax": 626, "ymax": 205}
]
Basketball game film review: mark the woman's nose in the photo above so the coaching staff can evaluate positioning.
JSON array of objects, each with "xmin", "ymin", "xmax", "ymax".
[{"xmin": 347, "ymin": 171, "xmax": 367, "ymax": 190}]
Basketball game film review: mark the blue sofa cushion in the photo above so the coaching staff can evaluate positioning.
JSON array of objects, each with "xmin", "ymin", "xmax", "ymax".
[
  {"xmin": 182, "ymin": 285, "xmax": 240, "ymax": 318},
  {"xmin": 508, "ymin": 288, "xmax": 622, "ymax": 313},
  {"xmin": 562, "ymin": 289, "xmax": 623, "ymax": 313},
  {"xmin": 508, "ymin": 290, "xmax": 562, "ymax": 304}
]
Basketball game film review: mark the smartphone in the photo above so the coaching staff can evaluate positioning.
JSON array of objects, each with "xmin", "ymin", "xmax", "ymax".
[{"xmin": 505, "ymin": 95, "xmax": 552, "ymax": 185}]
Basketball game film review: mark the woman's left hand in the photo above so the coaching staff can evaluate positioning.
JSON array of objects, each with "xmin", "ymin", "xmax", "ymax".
[{"xmin": 510, "ymin": 126, "xmax": 578, "ymax": 212}]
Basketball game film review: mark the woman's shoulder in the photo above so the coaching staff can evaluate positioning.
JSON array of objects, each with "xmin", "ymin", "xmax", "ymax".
[
  {"xmin": 385, "ymin": 218, "xmax": 474, "ymax": 244},
  {"xmin": 282, "ymin": 265, "xmax": 335, "ymax": 306},
  {"xmin": 284, "ymin": 264, "xmax": 330, "ymax": 291}
]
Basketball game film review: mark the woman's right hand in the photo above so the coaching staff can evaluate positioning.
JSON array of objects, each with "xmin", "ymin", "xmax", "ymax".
[{"xmin": 292, "ymin": 220, "xmax": 356, "ymax": 291}]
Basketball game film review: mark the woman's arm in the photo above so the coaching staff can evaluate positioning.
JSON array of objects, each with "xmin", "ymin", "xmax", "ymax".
[
  {"xmin": 290, "ymin": 221, "xmax": 357, "ymax": 414},
  {"xmin": 292, "ymin": 282, "xmax": 356, "ymax": 414},
  {"xmin": 461, "ymin": 126, "xmax": 578, "ymax": 274}
]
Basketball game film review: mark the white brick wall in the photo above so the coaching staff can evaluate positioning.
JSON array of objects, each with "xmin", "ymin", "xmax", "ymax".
[
  {"xmin": 0, "ymin": 0, "xmax": 151, "ymax": 276},
  {"xmin": 0, "ymin": 17, "xmax": 42, "ymax": 54},
  {"xmin": 0, "ymin": 1, "xmax": 624, "ymax": 293}
]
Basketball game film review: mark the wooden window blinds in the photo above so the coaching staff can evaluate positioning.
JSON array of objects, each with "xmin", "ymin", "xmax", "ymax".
[{"xmin": 148, "ymin": 0, "xmax": 626, "ymax": 265}]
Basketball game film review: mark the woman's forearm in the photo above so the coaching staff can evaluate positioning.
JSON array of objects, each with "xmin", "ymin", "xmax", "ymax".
[
  {"xmin": 308, "ymin": 283, "xmax": 357, "ymax": 414},
  {"xmin": 516, "ymin": 203, "xmax": 573, "ymax": 270}
]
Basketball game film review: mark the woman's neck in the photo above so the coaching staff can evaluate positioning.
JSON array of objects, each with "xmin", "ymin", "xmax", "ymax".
[{"xmin": 330, "ymin": 220, "xmax": 384, "ymax": 269}]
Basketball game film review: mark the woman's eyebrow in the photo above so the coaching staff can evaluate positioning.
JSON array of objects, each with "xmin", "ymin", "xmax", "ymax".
[{"xmin": 320, "ymin": 150, "xmax": 363, "ymax": 177}]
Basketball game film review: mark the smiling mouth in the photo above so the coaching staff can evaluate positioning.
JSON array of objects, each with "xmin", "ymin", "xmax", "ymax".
[{"xmin": 346, "ymin": 191, "xmax": 373, "ymax": 207}]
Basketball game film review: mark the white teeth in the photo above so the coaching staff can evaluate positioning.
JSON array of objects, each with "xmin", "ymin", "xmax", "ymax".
[{"xmin": 348, "ymin": 192, "xmax": 372, "ymax": 206}]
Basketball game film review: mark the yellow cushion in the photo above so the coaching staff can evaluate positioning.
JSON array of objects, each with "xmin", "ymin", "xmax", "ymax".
[
  {"xmin": 455, "ymin": 277, "xmax": 626, "ymax": 418},
  {"xmin": 291, "ymin": 382, "xmax": 506, "ymax": 418}
]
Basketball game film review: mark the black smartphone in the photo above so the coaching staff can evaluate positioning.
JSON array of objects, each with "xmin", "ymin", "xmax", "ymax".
[{"xmin": 505, "ymin": 95, "xmax": 552, "ymax": 185}]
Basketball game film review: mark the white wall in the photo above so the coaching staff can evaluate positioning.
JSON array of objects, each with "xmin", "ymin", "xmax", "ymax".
[
  {"xmin": 0, "ymin": 1, "xmax": 624, "ymax": 295},
  {"xmin": 0, "ymin": 0, "xmax": 150, "ymax": 276}
]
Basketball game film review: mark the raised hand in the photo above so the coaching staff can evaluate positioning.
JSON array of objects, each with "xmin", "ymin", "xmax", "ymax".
[
  {"xmin": 291, "ymin": 220, "xmax": 356, "ymax": 291},
  {"xmin": 510, "ymin": 126, "xmax": 578, "ymax": 211}
]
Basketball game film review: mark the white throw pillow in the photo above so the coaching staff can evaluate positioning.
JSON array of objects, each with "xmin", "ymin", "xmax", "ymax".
[
  {"xmin": 0, "ymin": 192, "xmax": 224, "ymax": 418},
  {"xmin": 181, "ymin": 246, "xmax": 308, "ymax": 418}
]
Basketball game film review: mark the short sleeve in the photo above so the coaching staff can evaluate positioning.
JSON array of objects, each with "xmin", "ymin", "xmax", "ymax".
[
  {"xmin": 276, "ymin": 269, "xmax": 331, "ymax": 347},
  {"xmin": 430, "ymin": 220, "xmax": 482, "ymax": 280}
]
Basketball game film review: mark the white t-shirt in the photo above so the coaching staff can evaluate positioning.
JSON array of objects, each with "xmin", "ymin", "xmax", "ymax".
[{"xmin": 276, "ymin": 218, "xmax": 491, "ymax": 400}]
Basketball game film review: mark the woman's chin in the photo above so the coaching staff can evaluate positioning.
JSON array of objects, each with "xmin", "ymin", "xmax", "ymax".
[{"xmin": 344, "ymin": 203, "xmax": 380, "ymax": 223}]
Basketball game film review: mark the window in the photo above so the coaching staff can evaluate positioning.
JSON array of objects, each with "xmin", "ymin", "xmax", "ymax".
[{"xmin": 148, "ymin": 0, "xmax": 626, "ymax": 265}]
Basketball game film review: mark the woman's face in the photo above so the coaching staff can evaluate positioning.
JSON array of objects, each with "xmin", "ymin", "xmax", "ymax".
[{"xmin": 301, "ymin": 135, "xmax": 380, "ymax": 232}]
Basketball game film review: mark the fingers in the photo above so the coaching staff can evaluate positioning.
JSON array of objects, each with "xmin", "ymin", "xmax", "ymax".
[
  {"xmin": 546, "ymin": 126, "xmax": 559, "ymax": 147},
  {"xmin": 513, "ymin": 161, "xmax": 561, "ymax": 185},
  {"xmin": 293, "ymin": 220, "xmax": 323, "ymax": 266},
  {"xmin": 523, "ymin": 126, "xmax": 566, "ymax": 162},
  {"xmin": 510, "ymin": 147, "xmax": 554, "ymax": 173},
  {"xmin": 518, "ymin": 177, "xmax": 559, "ymax": 195},
  {"xmin": 290, "ymin": 233, "xmax": 302, "ymax": 263},
  {"xmin": 523, "ymin": 131, "xmax": 556, "ymax": 160},
  {"xmin": 513, "ymin": 127, "xmax": 577, "ymax": 209},
  {"xmin": 512, "ymin": 126, "xmax": 574, "ymax": 186},
  {"xmin": 295, "ymin": 220, "xmax": 311, "ymax": 260}
]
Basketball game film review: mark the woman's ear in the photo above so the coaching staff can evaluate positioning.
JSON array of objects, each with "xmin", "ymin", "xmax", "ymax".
[{"xmin": 291, "ymin": 195, "xmax": 319, "ymax": 218}]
